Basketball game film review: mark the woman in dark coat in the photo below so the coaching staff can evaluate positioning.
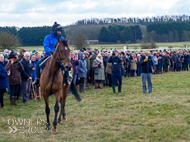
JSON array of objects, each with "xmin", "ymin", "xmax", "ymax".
[
  {"xmin": 0, "ymin": 54, "xmax": 9, "ymax": 109},
  {"xmin": 5, "ymin": 53, "xmax": 24, "ymax": 106}
]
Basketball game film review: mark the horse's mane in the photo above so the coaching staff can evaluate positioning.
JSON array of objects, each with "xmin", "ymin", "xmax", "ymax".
[{"xmin": 61, "ymin": 39, "xmax": 68, "ymax": 47}]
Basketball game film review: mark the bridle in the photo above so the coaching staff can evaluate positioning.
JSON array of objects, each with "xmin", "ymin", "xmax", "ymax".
[{"xmin": 52, "ymin": 43, "xmax": 70, "ymax": 68}]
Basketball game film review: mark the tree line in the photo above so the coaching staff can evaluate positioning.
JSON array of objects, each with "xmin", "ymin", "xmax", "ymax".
[
  {"xmin": 99, "ymin": 25, "xmax": 142, "ymax": 43},
  {"xmin": 147, "ymin": 21, "xmax": 190, "ymax": 42}
]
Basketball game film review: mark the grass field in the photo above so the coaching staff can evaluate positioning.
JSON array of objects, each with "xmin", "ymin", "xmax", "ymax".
[
  {"xmin": 15, "ymin": 41, "xmax": 190, "ymax": 52},
  {"xmin": 1, "ymin": 71, "xmax": 190, "ymax": 141}
]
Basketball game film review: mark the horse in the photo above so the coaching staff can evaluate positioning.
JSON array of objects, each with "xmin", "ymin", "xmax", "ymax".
[{"xmin": 40, "ymin": 37, "xmax": 81, "ymax": 133}]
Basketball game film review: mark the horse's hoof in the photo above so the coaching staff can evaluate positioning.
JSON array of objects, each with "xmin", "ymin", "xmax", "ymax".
[
  {"xmin": 63, "ymin": 116, "xmax": 67, "ymax": 120},
  {"xmin": 45, "ymin": 127, "xmax": 50, "ymax": 130},
  {"xmin": 58, "ymin": 120, "xmax": 61, "ymax": 124},
  {"xmin": 51, "ymin": 127, "xmax": 57, "ymax": 134}
]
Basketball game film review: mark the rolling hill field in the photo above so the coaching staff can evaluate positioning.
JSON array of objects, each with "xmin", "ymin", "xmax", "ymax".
[
  {"xmin": 1, "ymin": 71, "xmax": 190, "ymax": 141},
  {"xmin": 15, "ymin": 41, "xmax": 190, "ymax": 52}
]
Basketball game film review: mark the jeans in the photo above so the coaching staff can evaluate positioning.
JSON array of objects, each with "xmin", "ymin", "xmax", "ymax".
[
  {"xmin": 159, "ymin": 64, "xmax": 162, "ymax": 73},
  {"xmin": 111, "ymin": 72, "xmax": 122, "ymax": 85},
  {"xmin": 10, "ymin": 85, "xmax": 20, "ymax": 99},
  {"xmin": 142, "ymin": 73, "xmax": 152, "ymax": 93},
  {"xmin": 137, "ymin": 66, "xmax": 142, "ymax": 76}
]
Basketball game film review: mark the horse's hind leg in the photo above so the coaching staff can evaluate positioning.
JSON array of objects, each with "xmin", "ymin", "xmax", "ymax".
[
  {"xmin": 51, "ymin": 91, "xmax": 61, "ymax": 134},
  {"xmin": 44, "ymin": 93, "xmax": 50, "ymax": 130},
  {"xmin": 58, "ymin": 97, "xmax": 63, "ymax": 124},
  {"xmin": 62, "ymin": 85, "xmax": 70, "ymax": 119}
]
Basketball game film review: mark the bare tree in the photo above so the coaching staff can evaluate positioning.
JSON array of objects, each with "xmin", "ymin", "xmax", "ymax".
[
  {"xmin": 72, "ymin": 30, "xmax": 87, "ymax": 50},
  {"xmin": 0, "ymin": 32, "xmax": 20, "ymax": 51}
]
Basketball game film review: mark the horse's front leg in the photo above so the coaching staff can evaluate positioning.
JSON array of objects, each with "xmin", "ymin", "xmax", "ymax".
[{"xmin": 51, "ymin": 90, "xmax": 61, "ymax": 134}]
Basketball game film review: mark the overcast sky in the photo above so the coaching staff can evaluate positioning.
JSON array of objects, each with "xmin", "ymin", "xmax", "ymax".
[{"xmin": 0, "ymin": 0, "xmax": 189, "ymax": 27}]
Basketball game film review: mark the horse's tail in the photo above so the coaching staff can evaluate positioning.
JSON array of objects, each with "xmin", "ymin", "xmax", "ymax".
[{"xmin": 70, "ymin": 80, "xmax": 82, "ymax": 102}]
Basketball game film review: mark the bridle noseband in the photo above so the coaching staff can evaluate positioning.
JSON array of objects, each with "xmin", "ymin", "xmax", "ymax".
[{"xmin": 52, "ymin": 43, "xmax": 70, "ymax": 68}]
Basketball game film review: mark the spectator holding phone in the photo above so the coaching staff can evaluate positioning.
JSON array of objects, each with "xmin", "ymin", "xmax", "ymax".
[
  {"xmin": 5, "ymin": 53, "xmax": 24, "ymax": 106},
  {"xmin": 139, "ymin": 51, "xmax": 154, "ymax": 93}
]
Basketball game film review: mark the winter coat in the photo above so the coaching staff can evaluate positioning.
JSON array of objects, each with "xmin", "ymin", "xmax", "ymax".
[
  {"xmin": 103, "ymin": 56, "xmax": 109, "ymax": 70},
  {"xmin": 20, "ymin": 58, "xmax": 33, "ymax": 81},
  {"xmin": 125, "ymin": 58, "xmax": 129, "ymax": 68},
  {"xmin": 43, "ymin": 32, "xmax": 64, "ymax": 56},
  {"xmin": 92, "ymin": 57, "xmax": 105, "ymax": 81},
  {"xmin": 130, "ymin": 57, "xmax": 138, "ymax": 70},
  {"xmin": 0, "ymin": 62, "xmax": 9, "ymax": 89},
  {"xmin": 31, "ymin": 60, "xmax": 36, "ymax": 79},
  {"xmin": 171, "ymin": 54, "xmax": 178, "ymax": 63},
  {"xmin": 90, "ymin": 53, "xmax": 98, "ymax": 70},
  {"xmin": 78, "ymin": 53, "xmax": 87, "ymax": 78},
  {"xmin": 139, "ymin": 56, "xmax": 154, "ymax": 73},
  {"xmin": 71, "ymin": 59, "xmax": 79, "ymax": 74},
  {"xmin": 163, "ymin": 56, "xmax": 169, "ymax": 68},
  {"xmin": 5, "ymin": 61, "xmax": 24, "ymax": 86},
  {"xmin": 183, "ymin": 55, "xmax": 189, "ymax": 64},
  {"xmin": 105, "ymin": 63, "xmax": 112, "ymax": 74},
  {"xmin": 85, "ymin": 57, "xmax": 91, "ymax": 71},
  {"xmin": 108, "ymin": 56, "xmax": 122, "ymax": 73},
  {"xmin": 153, "ymin": 56, "xmax": 158, "ymax": 65},
  {"xmin": 178, "ymin": 55, "xmax": 182, "ymax": 67}
]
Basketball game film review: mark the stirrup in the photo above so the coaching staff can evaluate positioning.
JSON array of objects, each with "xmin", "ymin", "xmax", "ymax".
[{"xmin": 33, "ymin": 78, "xmax": 40, "ymax": 85}]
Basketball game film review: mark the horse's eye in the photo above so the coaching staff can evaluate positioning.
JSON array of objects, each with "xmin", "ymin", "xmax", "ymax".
[{"xmin": 60, "ymin": 50, "xmax": 62, "ymax": 53}]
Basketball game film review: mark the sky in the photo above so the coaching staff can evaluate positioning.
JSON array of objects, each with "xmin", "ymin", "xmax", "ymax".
[{"xmin": 0, "ymin": 0, "xmax": 190, "ymax": 28}]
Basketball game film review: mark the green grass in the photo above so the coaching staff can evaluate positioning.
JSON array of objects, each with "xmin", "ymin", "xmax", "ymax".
[
  {"xmin": 15, "ymin": 41, "xmax": 190, "ymax": 52},
  {"xmin": 1, "ymin": 71, "xmax": 190, "ymax": 141}
]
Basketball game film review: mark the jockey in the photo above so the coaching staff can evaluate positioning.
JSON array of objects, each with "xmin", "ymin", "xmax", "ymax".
[{"xmin": 33, "ymin": 22, "xmax": 70, "ymax": 86}]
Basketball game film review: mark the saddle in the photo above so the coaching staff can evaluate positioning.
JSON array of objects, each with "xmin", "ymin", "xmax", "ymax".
[{"xmin": 39, "ymin": 56, "xmax": 51, "ymax": 74}]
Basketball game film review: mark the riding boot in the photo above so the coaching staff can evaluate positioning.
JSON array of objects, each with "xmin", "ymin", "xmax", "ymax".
[
  {"xmin": 118, "ymin": 85, "xmax": 122, "ymax": 93},
  {"xmin": 33, "ymin": 61, "xmax": 40, "ymax": 86},
  {"xmin": 112, "ymin": 85, "xmax": 116, "ymax": 94},
  {"xmin": 64, "ymin": 71, "xmax": 70, "ymax": 85},
  {"xmin": 95, "ymin": 83, "xmax": 99, "ymax": 89}
]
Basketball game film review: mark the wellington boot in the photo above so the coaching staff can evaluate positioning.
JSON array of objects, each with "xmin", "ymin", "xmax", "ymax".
[{"xmin": 112, "ymin": 85, "xmax": 116, "ymax": 94}]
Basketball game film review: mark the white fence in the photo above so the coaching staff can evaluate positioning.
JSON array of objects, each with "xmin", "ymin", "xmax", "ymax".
[{"xmin": 0, "ymin": 47, "xmax": 189, "ymax": 55}]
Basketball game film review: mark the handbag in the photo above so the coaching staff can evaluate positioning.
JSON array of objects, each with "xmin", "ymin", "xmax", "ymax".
[{"xmin": 94, "ymin": 69, "xmax": 99, "ymax": 74}]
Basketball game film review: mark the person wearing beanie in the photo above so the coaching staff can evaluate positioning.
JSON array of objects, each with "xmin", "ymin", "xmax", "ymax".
[
  {"xmin": 5, "ymin": 53, "xmax": 24, "ymax": 106},
  {"xmin": 33, "ymin": 22, "xmax": 70, "ymax": 86}
]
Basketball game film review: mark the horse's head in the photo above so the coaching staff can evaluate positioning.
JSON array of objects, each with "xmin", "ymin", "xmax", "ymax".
[{"xmin": 54, "ymin": 37, "xmax": 72, "ymax": 71}]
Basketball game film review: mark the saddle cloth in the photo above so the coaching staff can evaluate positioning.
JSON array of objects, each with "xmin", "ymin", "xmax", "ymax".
[{"xmin": 39, "ymin": 56, "xmax": 51, "ymax": 73}]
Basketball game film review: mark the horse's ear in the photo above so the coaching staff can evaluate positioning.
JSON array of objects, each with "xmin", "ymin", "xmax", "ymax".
[
  {"xmin": 66, "ymin": 37, "xmax": 69, "ymax": 43},
  {"xmin": 57, "ymin": 36, "xmax": 61, "ymax": 43}
]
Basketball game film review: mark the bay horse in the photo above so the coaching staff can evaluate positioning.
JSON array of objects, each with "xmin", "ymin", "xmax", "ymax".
[{"xmin": 40, "ymin": 37, "xmax": 81, "ymax": 133}]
